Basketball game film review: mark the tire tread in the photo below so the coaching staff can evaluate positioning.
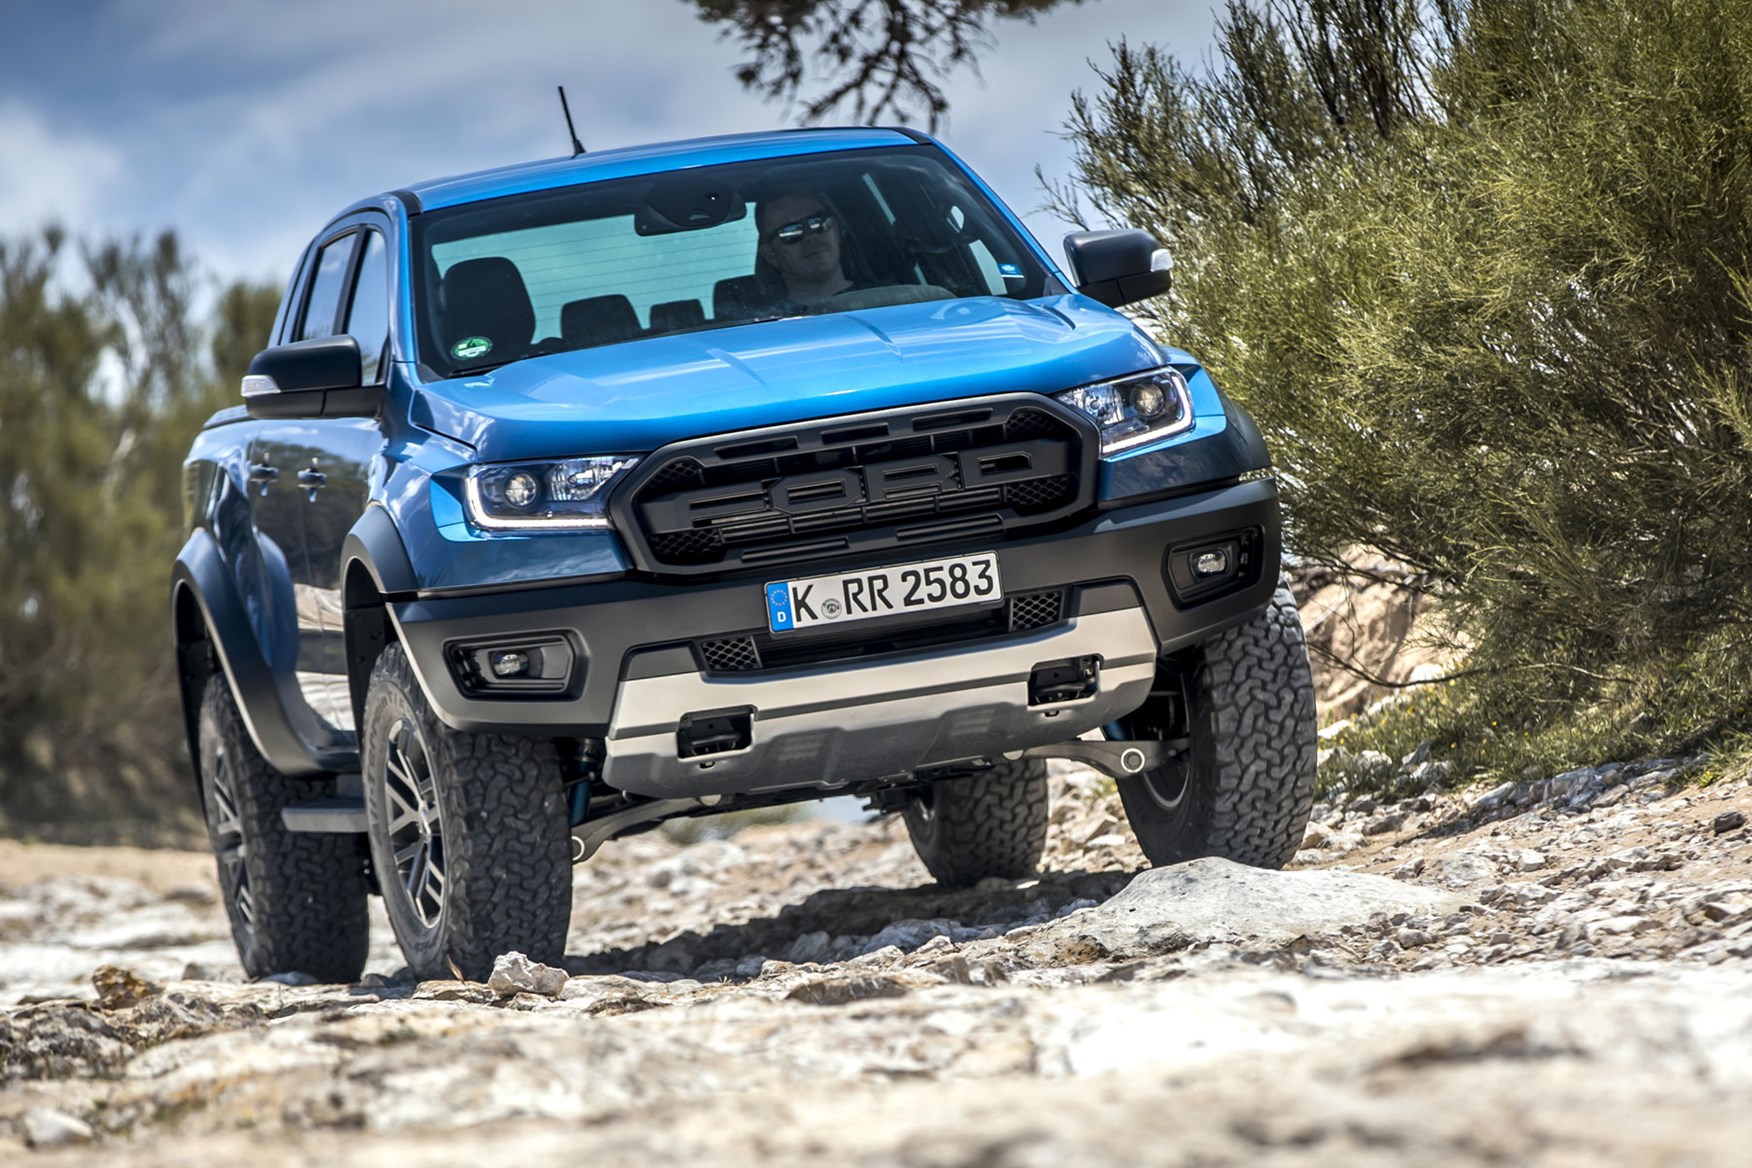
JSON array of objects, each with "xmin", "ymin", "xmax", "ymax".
[
  {"xmin": 903, "ymin": 759, "xmax": 1049, "ymax": 886},
  {"xmin": 198, "ymin": 677, "xmax": 368, "ymax": 983},
  {"xmin": 363, "ymin": 645, "xmax": 571, "ymax": 980}
]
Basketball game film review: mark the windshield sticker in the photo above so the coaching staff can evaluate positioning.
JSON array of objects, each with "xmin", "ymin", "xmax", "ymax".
[
  {"xmin": 998, "ymin": 263, "xmax": 1024, "ymax": 280},
  {"xmin": 452, "ymin": 336, "xmax": 492, "ymax": 361}
]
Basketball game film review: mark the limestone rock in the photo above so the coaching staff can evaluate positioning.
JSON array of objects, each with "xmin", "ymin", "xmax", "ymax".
[
  {"xmin": 784, "ymin": 973, "xmax": 913, "ymax": 1006},
  {"xmin": 23, "ymin": 1107, "xmax": 94, "ymax": 1148},
  {"xmin": 487, "ymin": 951, "xmax": 569, "ymax": 998},
  {"xmin": 1026, "ymin": 857, "xmax": 1460, "ymax": 962},
  {"xmin": 92, "ymin": 964, "xmax": 162, "ymax": 1009}
]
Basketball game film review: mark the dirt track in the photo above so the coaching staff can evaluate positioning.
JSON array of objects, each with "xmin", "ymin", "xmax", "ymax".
[{"xmin": 4, "ymin": 761, "xmax": 1752, "ymax": 1165}]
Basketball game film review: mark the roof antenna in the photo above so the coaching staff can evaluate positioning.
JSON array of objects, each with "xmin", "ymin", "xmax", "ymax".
[{"xmin": 557, "ymin": 86, "xmax": 586, "ymax": 156}]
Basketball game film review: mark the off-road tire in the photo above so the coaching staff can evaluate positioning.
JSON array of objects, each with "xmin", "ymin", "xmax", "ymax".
[
  {"xmin": 1116, "ymin": 583, "xmax": 1317, "ymax": 868},
  {"xmin": 361, "ymin": 644, "xmax": 572, "ymax": 980},
  {"xmin": 903, "ymin": 759, "xmax": 1049, "ymax": 886},
  {"xmin": 197, "ymin": 675, "xmax": 369, "ymax": 983}
]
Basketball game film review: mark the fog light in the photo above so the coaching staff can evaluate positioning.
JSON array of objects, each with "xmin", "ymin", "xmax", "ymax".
[
  {"xmin": 1194, "ymin": 549, "xmax": 1230, "ymax": 578},
  {"xmin": 1164, "ymin": 529, "xmax": 1261, "ymax": 606},
  {"xmin": 447, "ymin": 636, "xmax": 577, "ymax": 697},
  {"xmin": 489, "ymin": 650, "xmax": 530, "ymax": 678}
]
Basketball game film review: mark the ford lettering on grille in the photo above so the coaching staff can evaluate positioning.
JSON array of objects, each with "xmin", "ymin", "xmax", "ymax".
[
  {"xmin": 638, "ymin": 441, "xmax": 1069, "ymax": 531},
  {"xmin": 614, "ymin": 396, "xmax": 1096, "ymax": 574}
]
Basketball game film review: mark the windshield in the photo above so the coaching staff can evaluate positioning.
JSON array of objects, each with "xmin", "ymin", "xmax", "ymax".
[{"xmin": 410, "ymin": 145, "xmax": 1055, "ymax": 378}]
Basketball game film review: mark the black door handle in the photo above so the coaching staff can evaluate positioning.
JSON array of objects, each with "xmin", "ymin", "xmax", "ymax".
[
  {"xmin": 247, "ymin": 463, "xmax": 278, "ymax": 496},
  {"xmin": 297, "ymin": 466, "xmax": 327, "ymax": 503}
]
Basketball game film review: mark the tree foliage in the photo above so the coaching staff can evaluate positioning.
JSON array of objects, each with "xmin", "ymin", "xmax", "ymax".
[
  {"xmin": 1063, "ymin": 0, "xmax": 1752, "ymax": 750},
  {"xmin": 0, "ymin": 229, "xmax": 278, "ymax": 837},
  {"xmin": 684, "ymin": 0, "xmax": 1081, "ymax": 128}
]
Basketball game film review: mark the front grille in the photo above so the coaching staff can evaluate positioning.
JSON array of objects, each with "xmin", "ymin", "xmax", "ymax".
[
  {"xmin": 645, "ymin": 457, "xmax": 707, "ymax": 493},
  {"xmin": 696, "ymin": 588, "xmax": 1071, "ymax": 674},
  {"xmin": 1008, "ymin": 589, "xmax": 1065, "ymax": 631},
  {"xmin": 614, "ymin": 395, "xmax": 1096, "ymax": 575},
  {"xmin": 699, "ymin": 635, "xmax": 762, "ymax": 672},
  {"xmin": 652, "ymin": 528, "xmax": 725, "ymax": 562},
  {"xmin": 1003, "ymin": 475, "xmax": 1076, "ymax": 511}
]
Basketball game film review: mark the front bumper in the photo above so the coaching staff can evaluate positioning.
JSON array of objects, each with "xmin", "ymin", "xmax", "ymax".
[
  {"xmin": 607, "ymin": 604, "xmax": 1156, "ymax": 798},
  {"xmin": 391, "ymin": 477, "xmax": 1280, "ymax": 797}
]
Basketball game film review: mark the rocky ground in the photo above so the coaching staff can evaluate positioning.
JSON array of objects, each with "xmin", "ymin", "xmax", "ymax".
[{"xmin": 4, "ymin": 758, "xmax": 1752, "ymax": 1166}]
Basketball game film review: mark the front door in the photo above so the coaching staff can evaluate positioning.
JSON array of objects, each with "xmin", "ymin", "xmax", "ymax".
[
  {"xmin": 305, "ymin": 225, "xmax": 393, "ymax": 734},
  {"xmin": 272, "ymin": 227, "xmax": 363, "ymax": 736}
]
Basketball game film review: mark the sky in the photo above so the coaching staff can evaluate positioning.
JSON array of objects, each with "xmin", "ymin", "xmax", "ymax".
[{"xmin": 0, "ymin": 0, "xmax": 1220, "ymax": 293}]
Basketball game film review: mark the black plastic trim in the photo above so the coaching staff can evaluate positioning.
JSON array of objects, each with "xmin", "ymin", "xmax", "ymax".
[
  {"xmin": 244, "ymin": 337, "xmax": 384, "ymax": 421},
  {"xmin": 610, "ymin": 392, "xmax": 1099, "ymax": 576},
  {"xmin": 172, "ymin": 531, "xmax": 349, "ymax": 778},
  {"xmin": 392, "ymin": 478, "xmax": 1281, "ymax": 737},
  {"xmin": 341, "ymin": 505, "xmax": 420, "ymax": 597}
]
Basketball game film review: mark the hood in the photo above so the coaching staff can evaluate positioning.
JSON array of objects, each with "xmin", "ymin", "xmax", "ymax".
[{"xmin": 410, "ymin": 295, "xmax": 1166, "ymax": 462}]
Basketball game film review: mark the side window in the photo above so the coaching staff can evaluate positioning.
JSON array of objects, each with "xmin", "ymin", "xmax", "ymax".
[
  {"xmin": 297, "ymin": 233, "xmax": 357, "ymax": 341},
  {"xmin": 345, "ymin": 231, "xmax": 390, "ymax": 383}
]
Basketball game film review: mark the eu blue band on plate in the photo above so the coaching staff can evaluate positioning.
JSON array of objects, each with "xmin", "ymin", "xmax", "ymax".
[{"xmin": 765, "ymin": 581, "xmax": 795, "ymax": 631}]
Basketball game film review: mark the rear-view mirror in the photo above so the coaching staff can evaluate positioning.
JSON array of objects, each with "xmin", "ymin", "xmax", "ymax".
[
  {"xmin": 1062, "ymin": 229, "xmax": 1172, "ymax": 308},
  {"xmin": 242, "ymin": 336, "xmax": 378, "ymax": 419}
]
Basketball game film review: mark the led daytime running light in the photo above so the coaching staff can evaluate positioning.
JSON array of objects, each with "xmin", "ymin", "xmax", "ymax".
[
  {"xmin": 1055, "ymin": 367, "xmax": 1194, "ymax": 455},
  {"xmin": 465, "ymin": 456, "xmax": 640, "ymax": 530}
]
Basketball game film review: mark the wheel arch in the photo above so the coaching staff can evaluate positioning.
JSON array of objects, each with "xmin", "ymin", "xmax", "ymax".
[
  {"xmin": 171, "ymin": 530, "xmax": 331, "ymax": 781},
  {"xmin": 340, "ymin": 505, "xmax": 418, "ymax": 731},
  {"xmin": 172, "ymin": 574, "xmax": 218, "ymax": 795}
]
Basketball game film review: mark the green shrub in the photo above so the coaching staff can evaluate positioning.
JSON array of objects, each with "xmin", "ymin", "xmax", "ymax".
[
  {"xmin": 0, "ymin": 228, "xmax": 277, "ymax": 836},
  {"xmin": 1062, "ymin": 0, "xmax": 1752, "ymax": 765}
]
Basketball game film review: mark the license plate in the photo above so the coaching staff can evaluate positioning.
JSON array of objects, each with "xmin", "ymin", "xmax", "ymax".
[{"xmin": 765, "ymin": 552, "xmax": 1002, "ymax": 633}]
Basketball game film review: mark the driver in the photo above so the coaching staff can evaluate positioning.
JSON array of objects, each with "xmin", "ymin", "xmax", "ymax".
[{"xmin": 755, "ymin": 193, "xmax": 853, "ymax": 307}]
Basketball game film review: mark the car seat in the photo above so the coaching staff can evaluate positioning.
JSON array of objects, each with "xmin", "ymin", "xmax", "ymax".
[
  {"xmin": 439, "ymin": 257, "xmax": 534, "ymax": 358},
  {"xmin": 650, "ymin": 299, "xmax": 706, "ymax": 334},
  {"xmin": 561, "ymin": 294, "xmax": 642, "ymax": 348}
]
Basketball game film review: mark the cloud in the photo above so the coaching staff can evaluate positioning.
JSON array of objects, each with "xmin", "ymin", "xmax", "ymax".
[
  {"xmin": 4, "ymin": 0, "xmax": 1218, "ymax": 281},
  {"xmin": 0, "ymin": 102, "xmax": 126, "ymax": 232}
]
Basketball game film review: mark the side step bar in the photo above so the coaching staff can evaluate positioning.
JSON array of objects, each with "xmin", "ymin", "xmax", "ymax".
[{"xmin": 282, "ymin": 774, "xmax": 367, "ymax": 833}]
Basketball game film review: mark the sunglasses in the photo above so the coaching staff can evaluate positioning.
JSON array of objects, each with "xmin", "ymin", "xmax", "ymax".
[{"xmin": 768, "ymin": 213, "xmax": 835, "ymax": 245}]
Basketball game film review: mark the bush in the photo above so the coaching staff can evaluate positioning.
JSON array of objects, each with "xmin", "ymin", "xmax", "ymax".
[
  {"xmin": 0, "ymin": 228, "xmax": 278, "ymax": 839},
  {"xmin": 1061, "ymin": 0, "xmax": 1752, "ymax": 768}
]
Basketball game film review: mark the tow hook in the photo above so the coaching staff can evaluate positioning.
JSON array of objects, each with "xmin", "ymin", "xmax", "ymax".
[
  {"xmin": 1029, "ymin": 656, "xmax": 1100, "ymax": 705},
  {"xmin": 1022, "ymin": 738, "xmax": 1186, "ymax": 780}
]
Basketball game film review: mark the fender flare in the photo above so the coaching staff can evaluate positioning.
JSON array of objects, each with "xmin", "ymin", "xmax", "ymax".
[
  {"xmin": 339, "ymin": 503, "xmax": 419, "ymax": 597},
  {"xmin": 338, "ymin": 505, "xmax": 419, "ymax": 728},
  {"xmin": 171, "ymin": 529, "xmax": 337, "ymax": 779},
  {"xmin": 1221, "ymin": 394, "xmax": 1272, "ymax": 472}
]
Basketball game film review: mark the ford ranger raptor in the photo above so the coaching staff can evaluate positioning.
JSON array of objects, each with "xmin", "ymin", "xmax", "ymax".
[{"xmin": 172, "ymin": 127, "xmax": 1317, "ymax": 982}]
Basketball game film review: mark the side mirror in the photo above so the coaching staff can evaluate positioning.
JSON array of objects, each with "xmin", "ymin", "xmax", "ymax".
[
  {"xmin": 1062, "ymin": 229, "xmax": 1172, "ymax": 308},
  {"xmin": 242, "ymin": 336, "xmax": 377, "ymax": 419}
]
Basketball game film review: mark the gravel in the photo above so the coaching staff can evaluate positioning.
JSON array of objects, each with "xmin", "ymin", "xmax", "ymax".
[{"xmin": 3, "ymin": 758, "xmax": 1752, "ymax": 1165}]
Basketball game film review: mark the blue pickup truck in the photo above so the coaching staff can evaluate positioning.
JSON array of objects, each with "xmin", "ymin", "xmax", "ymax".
[{"xmin": 172, "ymin": 127, "xmax": 1316, "ymax": 982}]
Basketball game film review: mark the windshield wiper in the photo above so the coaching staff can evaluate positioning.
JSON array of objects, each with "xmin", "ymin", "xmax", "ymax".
[{"xmin": 447, "ymin": 358, "xmax": 513, "ymax": 378}]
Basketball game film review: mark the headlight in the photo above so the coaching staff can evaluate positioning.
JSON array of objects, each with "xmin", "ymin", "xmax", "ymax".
[
  {"xmin": 464, "ymin": 456, "xmax": 640, "ymax": 530},
  {"xmin": 1055, "ymin": 367, "xmax": 1194, "ymax": 455}
]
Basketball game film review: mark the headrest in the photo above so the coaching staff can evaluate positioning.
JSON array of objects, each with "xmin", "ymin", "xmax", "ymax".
[
  {"xmin": 650, "ymin": 299, "xmax": 705, "ymax": 334},
  {"xmin": 440, "ymin": 257, "xmax": 534, "ymax": 357},
  {"xmin": 560, "ymin": 295, "xmax": 641, "ymax": 347},
  {"xmin": 712, "ymin": 275, "xmax": 763, "ymax": 322}
]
